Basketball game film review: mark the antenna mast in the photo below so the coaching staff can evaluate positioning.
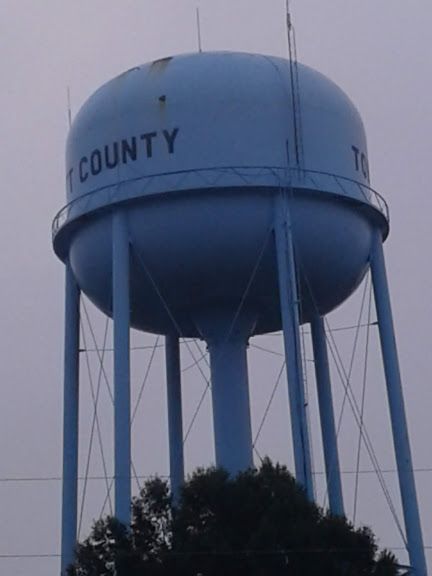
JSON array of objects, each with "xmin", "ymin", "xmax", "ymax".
[
  {"xmin": 285, "ymin": 0, "xmax": 304, "ymax": 169},
  {"xmin": 196, "ymin": 7, "xmax": 202, "ymax": 53}
]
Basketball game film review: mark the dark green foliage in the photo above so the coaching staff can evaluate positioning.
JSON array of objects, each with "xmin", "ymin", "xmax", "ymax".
[
  {"xmin": 374, "ymin": 551, "xmax": 401, "ymax": 576},
  {"xmin": 67, "ymin": 517, "xmax": 135, "ymax": 576},
  {"xmin": 68, "ymin": 459, "xmax": 399, "ymax": 576}
]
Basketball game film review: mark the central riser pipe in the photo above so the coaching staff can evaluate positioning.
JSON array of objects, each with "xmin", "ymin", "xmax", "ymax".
[{"xmin": 207, "ymin": 336, "xmax": 254, "ymax": 474}]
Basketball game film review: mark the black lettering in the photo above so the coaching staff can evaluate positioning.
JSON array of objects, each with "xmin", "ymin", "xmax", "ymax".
[
  {"xmin": 104, "ymin": 142, "xmax": 119, "ymax": 169},
  {"xmin": 79, "ymin": 157, "xmax": 88, "ymax": 182},
  {"xmin": 361, "ymin": 153, "xmax": 370, "ymax": 182},
  {"xmin": 90, "ymin": 150, "xmax": 102, "ymax": 175},
  {"xmin": 121, "ymin": 137, "xmax": 137, "ymax": 163},
  {"xmin": 77, "ymin": 128, "xmax": 181, "ymax": 184},
  {"xmin": 162, "ymin": 127, "xmax": 179, "ymax": 154},
  {"xmin": 140, "ymin": 132, "xmax": 157, "ymax": 158},
  {"xmin": 351, "ymin": 145, "xmax": 360, "ymax": 171}
]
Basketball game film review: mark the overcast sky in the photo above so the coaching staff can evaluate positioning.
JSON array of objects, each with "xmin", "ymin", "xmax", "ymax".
[{"xmin": 0, "ymin": 1, "xmax": 431, "ymax": 574}]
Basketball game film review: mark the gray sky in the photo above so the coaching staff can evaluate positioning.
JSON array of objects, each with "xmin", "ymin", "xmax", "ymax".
[{"xmin": 0, "ymin": 1, "xmax": 431, "ymax": 574}]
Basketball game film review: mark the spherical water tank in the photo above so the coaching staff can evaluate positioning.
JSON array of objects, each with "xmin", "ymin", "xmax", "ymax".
[{"xmin": 52, "ymin": 51, "xmax": 388, "ymax": 336}]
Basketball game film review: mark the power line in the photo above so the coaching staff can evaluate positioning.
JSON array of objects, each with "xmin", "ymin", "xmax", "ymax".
[
  {"xmin": 2, "ymin": 467, "xmax": 432, "ymax": 484},
  {"xmin": 0, "ymin": 554, "xmax": 60, "ymax": 559},
  {"xmin": 2, "ymin": 546, "xmax": 432, "ymax": 560}
]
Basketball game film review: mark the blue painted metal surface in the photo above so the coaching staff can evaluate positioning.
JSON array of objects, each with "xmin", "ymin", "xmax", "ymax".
[
  {"xmin": 62, "ymin": 190, "xmax": 379, "ymax": 335},
  {"xmin": 53, "ymin": 52, "xmax": 427, "ymax": 572},
  {"xmin": 310, "ymin": 314, "xmax": 344, "ymax": 516},
  {"xmin": 198, "ymin": 311, "xmax": 254, "ymax": 474},
  {"xmin": 165, "ymin": 334, "xmax": 184, "ymax": 501},
  {"xmin": 112, "ymin": 212, "xmax": 131, "ymax": 524},
  {"xmin": 274, "ymin": 191, "xmax": 314, "ymax": 500},
  {"xmin": 53, "ymin": 52, "xmax": 386, "ymax": 337},
  {"xmin": 61, "ymin": 262, "xmax": 80, "ymax": 575},
  {"xmin": 63, "ymin": 53, "xmax": 370, "ymax": 206},
  {"xmin": 370, "ymin": 232, "xmax": 427, "ymax": 576}
]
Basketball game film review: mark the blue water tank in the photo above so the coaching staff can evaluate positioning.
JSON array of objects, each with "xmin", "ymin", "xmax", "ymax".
[{"xmin": 52, "ymin": 51, "xmax": 388, "ymax": 336}]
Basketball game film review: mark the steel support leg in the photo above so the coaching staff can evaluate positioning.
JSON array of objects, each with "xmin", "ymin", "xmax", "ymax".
[
  {"xmin": 165, "ymin": 333, "xmax": 184, "ymax": 503},
  {"xmin": 311, "ymin": 314, "xmax": 344, "ymax": 516},
  {"xmin": 61, "ymin": 262, "xmax": 80, "ymax": 575},
  {"xmin": 274, "ymin": 191, "xmax": 314, "ymax": 500},
  {"xmin": 370, "ymin": 231, "xmax": 427, "ymax": 576},
  {"xmin": 112, "ymin": 212, "xmax": 131, "ymax": 525}
]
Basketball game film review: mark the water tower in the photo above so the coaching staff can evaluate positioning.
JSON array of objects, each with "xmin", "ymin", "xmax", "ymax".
[{"xmin": 52, "ymin": 52, "xmax": 427, "ymax": 575}]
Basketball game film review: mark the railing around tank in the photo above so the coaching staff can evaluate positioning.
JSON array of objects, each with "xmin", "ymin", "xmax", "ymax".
[{"xmin": 52, "ymin": 166, "xmax": 389, "ymax": 241}]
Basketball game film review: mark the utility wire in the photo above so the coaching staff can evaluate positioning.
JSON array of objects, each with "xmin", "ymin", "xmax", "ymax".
[
  {"xmin": 3, "ymin": 467, "xmax": 432, "ymax": 484},
  {"xmin": 4, "ymin": 545, "xmax": 432, "ymax": 560}
]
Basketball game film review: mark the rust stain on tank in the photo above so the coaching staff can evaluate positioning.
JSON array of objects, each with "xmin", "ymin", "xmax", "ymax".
[
  {"xmin": 150, "ymin": 56, "xmax": 173, "ymax": 74},
  {"xmin": 158, "ymin": 93, "xmax": 167, "ymax": 117},
  {"xmin": 149, "ymin": 57, "xmax": 172, "ymax": 116}
]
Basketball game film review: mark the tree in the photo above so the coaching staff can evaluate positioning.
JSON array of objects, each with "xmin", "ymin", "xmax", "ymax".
[{"xmin": 68, "ymin": 459, "xmax": 399, "ymax": 576}]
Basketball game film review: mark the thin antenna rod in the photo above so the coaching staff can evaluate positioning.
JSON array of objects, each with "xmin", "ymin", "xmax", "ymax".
[
  {"xmin": 285, "ymin": 0, "xmax": 303, "ymax": 169},
  {"xmin": 67, "ymin": 86, "xmax": 72, "ymax": 129},
  {"xmin": 196, "ymin": 7, "xmax": 202, "ymax": 53},
  {"xmin": 286, "ymin": 0, "xmax": 292, "ymax": 30}
]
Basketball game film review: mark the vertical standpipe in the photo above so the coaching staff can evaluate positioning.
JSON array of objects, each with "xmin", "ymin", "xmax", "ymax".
[
  {"xmin": 61, "ymin": 262, "xmax": 80, "ymax": 575},
  {"xmin": 199, "ymin": 312, "xmax": 254, "ymax": 474},
  {"xmin": 310, "ymin": 314, "xmax": 344, "ymax": 516},
  {"xmin": 370, "ymin": 231, "xmax": 427, "ymax": 576},
  {"xmin": 112, "ymin": 212, "xmax": 131, "ymax": 525},
  {"xmin": 165, "ymin": 334, "xmax": 185, "ymax": 501},
  {"xmin": 274, "ymin": 191, "xmax": 314, "ymax": 501}
]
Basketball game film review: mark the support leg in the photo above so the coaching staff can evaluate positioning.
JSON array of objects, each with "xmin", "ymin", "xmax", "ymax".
[
  {"xmin": 310, "ymin": 314, "xmax": 344, "ymax": 516},
  {"xmin": 61, "ymin": 262, "xmax": 80, "ymax": 575},
  {"xmin": 370, "ymin": 231, "xmax": 427, "ymax": 576},
  {"xmin": 165, "ymin": 334, "xmax": 184, "ymax": 503},
  {"xmin": 112, "ymin": 212, "xmax": 131, "ymax": 525},
  {"xmin": 274, "ymin": 191, "xmax": 314, "ymax": 500}
]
